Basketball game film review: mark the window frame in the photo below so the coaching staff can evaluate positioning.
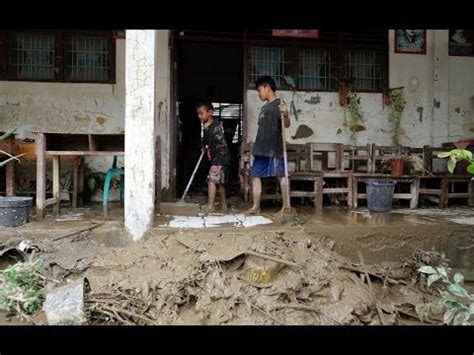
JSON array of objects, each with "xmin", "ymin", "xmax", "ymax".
[
  {"xmin": 0, "ymin": 30, "xmax": 116, "ymax": 84},
  {"xmin": 247, "ymin": 33, "xmax": 388, "ymax": 93}
]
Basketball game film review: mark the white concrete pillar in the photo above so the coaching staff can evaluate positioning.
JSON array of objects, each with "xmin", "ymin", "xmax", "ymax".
[
  {"xmin": 432, "ymin": 30, "xmax": 450, "ymax": 145},
  {"xmin": 124, "ymin": 30, "xmax": 156, "ymax": 241}
]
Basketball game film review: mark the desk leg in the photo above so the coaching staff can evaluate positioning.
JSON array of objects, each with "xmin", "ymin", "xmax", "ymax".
[
  {"xmin": 72, "ymin": 158, "xmax": 78, "ymax": 208},
  {"xmin": 78, "ymin": 158, "xmax": 84, "ymax": 205},
  {"xmin": 53, "ymin": 155, "xmax": 61, "ymax": 213},
  {"xmin": 35, "ymin": 133, "xmax": 46, "ymax": 219},
  {"xmin": 410, "ymin": 178, "xmax": 420, "ymax": 209},
  {"xmin": 316, "ymin": 176, "xmax": 323, "ymax": 211},
  {"xmin": 6, "ymin": 161, "xmax": 15, "ymax": 196},
  {"xmin": 353, "ymin": 177, "xmax": 359, "ymax": 208},
  {"xmin": 347, "ymin": 174, "xmax": 353, "ymax": 208}
]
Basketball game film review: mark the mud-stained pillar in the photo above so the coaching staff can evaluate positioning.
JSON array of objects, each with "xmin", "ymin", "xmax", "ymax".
[{"xmin": 124, "ymin": 30, "xmax": 156, "ymax": 241}]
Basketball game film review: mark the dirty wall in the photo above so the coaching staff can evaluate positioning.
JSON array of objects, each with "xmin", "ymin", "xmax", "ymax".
[{"xmin": 246, "ymin": 30, "xmax": 474, "ymax": 147}]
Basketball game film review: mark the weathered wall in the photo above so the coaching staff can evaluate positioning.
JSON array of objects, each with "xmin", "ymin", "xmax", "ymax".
[
  {"xmin": 0, "ymin": 41, "xmax": 125, "ymax": 138},
  {"xmin": 246, "ymin": 30, "xmax": 474, "ymax": 148}
]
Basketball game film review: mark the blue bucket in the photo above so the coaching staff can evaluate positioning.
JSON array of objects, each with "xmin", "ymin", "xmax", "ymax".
[{"xmin": 365, "ymin": 179, "xmax": 396, "ymax": 212}]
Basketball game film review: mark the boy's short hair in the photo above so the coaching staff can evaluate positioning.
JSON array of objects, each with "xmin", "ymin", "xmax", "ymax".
[
  {"xmin": 255, "ymin": 76, "xmax": 276, "ymax": 92},
  {"xmin": 195, "ymin": 100, "xmax": 213, "ymax": 111}
]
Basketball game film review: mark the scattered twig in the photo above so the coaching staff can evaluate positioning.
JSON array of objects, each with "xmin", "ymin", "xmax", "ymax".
[
  {"xmin": 271, "ymin": 303, "xmax": 343, "ymax": 325},
  {"xmin": 357, "ymin": 251, "xmax": 373, "ymax": 298},
  {"xmin": 52, "ymin": 223, "xmax": 104, "ymax": 242},
  {"xmin": 245, "ymin": 250, "xmax": 300, "ymax": 269},
  {"xmin": 250, "ymin": 304, "xmax": 284, "ymax": 325},
  {"xmin": 104, "ymin": 305, "xmax": 157, "ymax": 325}
]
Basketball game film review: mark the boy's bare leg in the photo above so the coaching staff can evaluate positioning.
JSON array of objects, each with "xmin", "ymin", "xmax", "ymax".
[
  {"xmin": 218, "ymin": 184, "xmax": 227, "ymax": 212},
  {"xmin": 277, "ymin": 176, "xmax": 291, "ymax": 213},
  {"xmin": 205, "ymin": 182, "xmax": 216, "ymax": 213},
  {"xmin": 244, "ymin": 177, "xmax": 261, "ymax": 214}
]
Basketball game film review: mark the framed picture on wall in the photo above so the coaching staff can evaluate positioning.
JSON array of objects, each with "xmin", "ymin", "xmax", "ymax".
[
  {"xmin": 449, "ymin": 30, "xmax": 474, "ymax": 56},
  {"xmin": 395, "ymin": 30, "xmax": 427, "ymax": 54}
]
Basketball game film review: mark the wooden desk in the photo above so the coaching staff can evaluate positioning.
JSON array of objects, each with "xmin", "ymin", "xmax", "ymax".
[{"xmin": 35, "ymin": 133, "xmax": 124, "ymax": 219}]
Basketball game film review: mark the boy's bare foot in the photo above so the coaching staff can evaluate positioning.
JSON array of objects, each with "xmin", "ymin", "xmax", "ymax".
[
  {"xmin": 221, "ymin": 204, "xmax": 228, "ymax": 213},
  {"xmin": 243, "ymin": 206, "xmax": 261, "ymax": 215},
  {"xmin": 203, "ymin": 205, "xmax": 215, "ymax": 214}
]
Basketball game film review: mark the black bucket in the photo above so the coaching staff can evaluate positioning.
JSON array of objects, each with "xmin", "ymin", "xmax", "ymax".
[
  {"xmin": 365, "ymin": 179, "xmax": 396, "ymax": 212},
  {"xmin": 0, "ymin": 197, "xmax": 33, "ymax": 227}
]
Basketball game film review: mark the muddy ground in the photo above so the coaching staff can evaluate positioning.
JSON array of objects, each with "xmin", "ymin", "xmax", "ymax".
[{"xmin": 1, "ymin": 219, "xmax": 464, "ymax": 325}]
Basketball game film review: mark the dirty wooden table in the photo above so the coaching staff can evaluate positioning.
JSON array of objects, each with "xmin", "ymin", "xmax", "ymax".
[{"xmin": 35, "ymin": 133, "xmax": 124, "ymax": 219}]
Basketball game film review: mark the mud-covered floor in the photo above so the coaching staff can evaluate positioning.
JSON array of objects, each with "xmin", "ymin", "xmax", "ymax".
[{"xmin": 0, "ymin": 202, "xmax": 473, "ymax": 325}]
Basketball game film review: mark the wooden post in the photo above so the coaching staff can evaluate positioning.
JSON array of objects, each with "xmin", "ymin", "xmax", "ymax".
[
  {"xmin": 353, "ymin": 176, "xmax": 359, "ymax": 208},
  {"xmin": 72, "ymin": 157, "xmax": 79, "ymax": 208},
  {"xmin": 5, "ymin": 137, "xmax": 15, "ymax": 196},
  {"xmin": 440, "ymin": 177, "xmax": 448, "ymax": 208},
  {"xmin": 410, "ymin": 178, "xmax": 420, "ymax": 209},
  {"xmin": 78, "ymin": 157, "xmax": 84, "ymax": 205},
  {"xmin": 52, "ymin": 155, "xmax": 61, "ymax": 213},
  {"xmin": 468, "ymin": 179, "xmax": 473, "ymax": 207},
  {"xmin": 35, "ymin": 133, "xmax": 46, "ymax": 219},
  {"xmin": 347, "ymin": 174, "xmax": 353, "ymax": 208}
]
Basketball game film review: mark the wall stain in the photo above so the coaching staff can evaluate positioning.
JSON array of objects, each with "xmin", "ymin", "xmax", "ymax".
[
  {"xmin": 304, "ymin": 96, "xmax": 321, "ymax": 105},
  {"xmin": 291, "ymin": 124, "xmax": 314, "ymax": 140},
  {"xmin": 74, "ymin": 115, "xmax": 91, "ymax": 123},
  {"xmin": 416, "ymin": 107, "xmax": 424, "ymax": 122},
  {"xmin": 96, "ymin": 116, "xmax": 107, "ymax": 126}
]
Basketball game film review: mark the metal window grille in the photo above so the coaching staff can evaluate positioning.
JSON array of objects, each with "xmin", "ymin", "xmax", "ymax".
[
  {"xmin": 299, "ymin": 48, "xmax": 336, "ymax": 90},
  {"xmin": 7, "ymin": 32, "xmax": 55, "ymax": 80},
  {"xmin": 212, "ymin": 102, "xmax": 243, "ymax": 144},
  {"xmin": 65, "ymin": 35, "xmax": 111, "ymax": 81},
  {"xmin": 249, "ymin": 46, "xmax": 289, "ymax": 88},
  {"xmin": 344, "ymin": 49, "xmax": 383, "ymax": 91}
]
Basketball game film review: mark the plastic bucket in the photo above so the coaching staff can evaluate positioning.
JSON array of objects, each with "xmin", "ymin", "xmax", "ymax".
[
  {"xmin": 0, "ymin": 197, "xmax": 33, "ymax": 227},
  {"xmin": 365, "ymin": 180, "xmax": 396, "ymax": 212}
]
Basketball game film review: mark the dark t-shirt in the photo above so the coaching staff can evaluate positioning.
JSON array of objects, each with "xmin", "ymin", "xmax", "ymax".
[
  {"xmin": 203, "ymin": 119, "xmax": 231, "ymax": 166},
  {"xmin": 252, "ymin": 99, "xmax": 283, "ymax": 158}
]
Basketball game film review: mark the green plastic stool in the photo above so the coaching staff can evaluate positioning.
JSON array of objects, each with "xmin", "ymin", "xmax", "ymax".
[{"xmin": 102, "ymin": 156, "xmax": 124, "ymax": 218}]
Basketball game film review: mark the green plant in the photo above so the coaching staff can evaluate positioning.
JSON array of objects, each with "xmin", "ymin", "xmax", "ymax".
[
  {"xmin": 387, "ymin": 89, "xmax": 406, "ymax": 146},
  {"xmin": 438, "ymin": 149, "xmax": 474, "ymax": 175},
  {"xmin": 0, "ymin": 259, "xmax": 45, "ymax": 317},
  {"xmin": 416, "ymin": 266, "xmax": 474, "ymax": 325},
  {"xmin": 343, "ymin": 90, "xmax": 366, "ymax": 144}
]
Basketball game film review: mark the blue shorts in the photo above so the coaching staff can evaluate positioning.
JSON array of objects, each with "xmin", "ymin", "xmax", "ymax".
[{"xmin": 251, "ymin": 156, "xmax": 285, "ymax": 178}]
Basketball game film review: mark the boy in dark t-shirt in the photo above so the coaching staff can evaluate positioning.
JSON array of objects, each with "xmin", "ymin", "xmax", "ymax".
[
  {"xmin": 196, "ymin": 101, "xmax": 231, "ymax": 213},
  {"xmin": 245, "ymin": 76, "xmax": 291, "ymax": 215}
]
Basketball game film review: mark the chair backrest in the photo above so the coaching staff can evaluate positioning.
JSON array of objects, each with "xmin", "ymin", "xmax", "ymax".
[
  {"xmin": 341, "ymin": 144, "xmax": 372, "ymax": 172},
  {"xmin": 305, "ymin": 142, "xmax": 342, "ymax": 172},
  {"xmin": 286, "ymin": 143, "xmax": 306, "ymax": 172},
  {"xmin": 371, "ymin": 144, "xmax": 403, "ymax": 173}
]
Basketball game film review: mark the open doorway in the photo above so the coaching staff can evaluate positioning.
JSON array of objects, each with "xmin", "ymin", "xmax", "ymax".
[{"xmin": 176, "ymin": 40, "xmax": 244, "ymax": 199}]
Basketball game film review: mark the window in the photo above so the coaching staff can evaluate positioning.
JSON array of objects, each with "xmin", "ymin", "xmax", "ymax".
[
  {"xmin": 212, "ymin": 102, "xmax": 243, "ymax": 144},
  {"xmin": 249, "ymin": 46, "xmax": 290, "ymax": 89},
  {"xmin": 7, "ymin": 32, "xmax": 55, "ymax": 80},
  {"xmin": 0, "ymin": 30, "xmax": 115, "ymax": 83},
  {"xmin": 247, "ymin": 31, "xmax": 388, "ymax": 92},
  {"xmin": 299, "ymin": 47, "xmax": 336, "ymax": 90},
  {"xmin": 344, "ymin": 49, "xmax": 384, "ymax": 91},
  {"xmin": 65, "ymin": 34, "xmax": 112, "ymax": 81}
]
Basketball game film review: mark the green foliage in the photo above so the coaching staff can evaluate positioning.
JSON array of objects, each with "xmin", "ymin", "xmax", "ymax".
[
  {"xmin": 343, "ymin": 90, "xmax": 366, "ymax": 144},
  {"xmin": 387, "ymin": 89, "xmax": 406, "ymax": 146},
  {"xmin": 417, "ymin": 266, "xmax": 474, "ymax": 325},
  {"xmin": 437, "ymin": 149, "xmax": 474, "ymax": 175},
  {"xmin": 0, "ymin": 260, "xmax": 45, "ymax": 316}
]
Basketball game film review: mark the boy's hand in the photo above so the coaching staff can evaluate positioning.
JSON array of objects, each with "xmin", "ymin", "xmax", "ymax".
[{"xmin": 279, "ymin": 100, "xmax": 288, "ymax": 116}]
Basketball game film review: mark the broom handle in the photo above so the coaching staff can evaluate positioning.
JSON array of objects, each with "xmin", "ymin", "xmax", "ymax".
[
  {"xmin": 180, "ymin": 148, "xmax": 205, "ymax": 202},
  {"xmin": 280, "ymin": 100, "xmax": 291, "ymax": 207}
]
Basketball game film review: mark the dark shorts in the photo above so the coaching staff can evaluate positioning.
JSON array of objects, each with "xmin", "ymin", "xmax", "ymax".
[
  {"xmin": 251, "ymin": 156, "xmax": 285, "ymax": 178},
  {"xmin": 207, "ymin": 165, "xmax": 228, "ymax": 184}
]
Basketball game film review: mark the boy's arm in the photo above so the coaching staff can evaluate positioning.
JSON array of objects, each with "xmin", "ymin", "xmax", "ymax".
[{"xmin": 279, "ymin": 100, "xmax": 290, "ymax": 128}]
